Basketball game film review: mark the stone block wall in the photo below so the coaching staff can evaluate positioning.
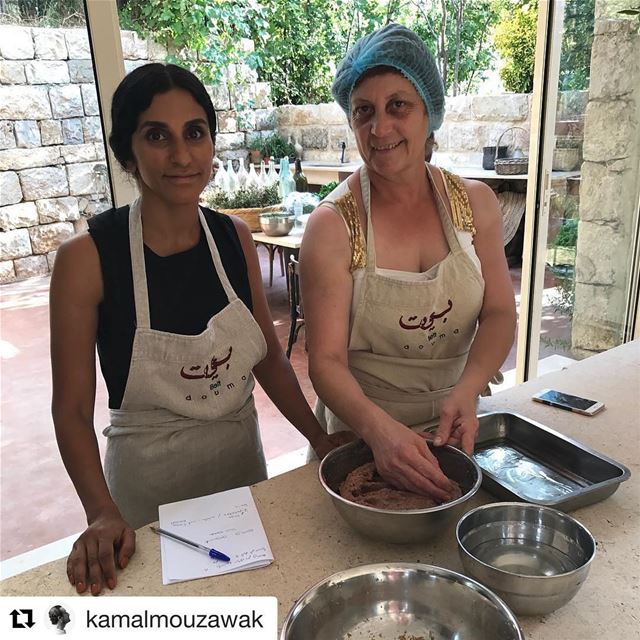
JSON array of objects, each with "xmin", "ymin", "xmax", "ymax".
[
  {"xmin": 267, "ymin": 93, "xmax": 536, "ymax": 167},
  {"xmin": 436, "ymin": 94, "xmax": 533, "ymax": 167},
  {"xmin": 0, "ymin": 27, "xmax": 273, "ymax": 283},
  {"xmin": 0, "ymin": 25, "xmax": 112, "ymax": 282},
  {"xmin": 572, "ymin": 18, "xmax": 640, "ymax": 355}
]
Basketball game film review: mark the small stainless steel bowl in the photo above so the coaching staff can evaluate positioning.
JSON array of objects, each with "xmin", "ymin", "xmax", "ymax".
[
  {"xmin": 456, "ymin": 502, "xmax": 596, "ymax": 615},
  {"xmin": 280, "ymin": 563, "xmax": 524, "ymax": 640},
  {"xmin": 259, "ymin": 213, "xmax": 294, "ymax": 236},
  {"xmin": 319, "ymin": 439, "xmax": 482, "ymax": 543}
]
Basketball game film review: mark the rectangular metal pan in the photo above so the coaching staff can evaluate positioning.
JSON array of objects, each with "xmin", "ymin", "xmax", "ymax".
[{"xmin": 473, "ymin": 411, "xmax": 630, "ymax": 511}]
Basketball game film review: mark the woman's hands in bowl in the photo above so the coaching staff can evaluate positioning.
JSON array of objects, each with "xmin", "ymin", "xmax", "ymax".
[
  {"xmin": 433, "ymin": 387, "xmax": 479, "ymax": 455},
  {"xmin": 366, "ymin": 420, "xmax": 459, "ymax": 501}
]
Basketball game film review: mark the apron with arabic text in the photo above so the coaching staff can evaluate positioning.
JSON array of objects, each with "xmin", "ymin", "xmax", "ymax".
[
  {"xmin": 316, "ymin": 166, "xmax": 485, "ymax": 434},
  {"xmin": 103, "ymin": 199, "xmax": 268, "ymax": 528}
]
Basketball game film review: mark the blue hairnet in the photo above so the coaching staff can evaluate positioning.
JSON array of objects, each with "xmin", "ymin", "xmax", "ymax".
[{"xmin": 332, "ymin": 23, "xmax": 445, "ymax": 134}]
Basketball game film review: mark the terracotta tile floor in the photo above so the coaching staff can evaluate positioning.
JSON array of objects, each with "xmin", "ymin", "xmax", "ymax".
[{"xmin": 0, "ymin": 251, "xmax": 570, "ymax": 561}]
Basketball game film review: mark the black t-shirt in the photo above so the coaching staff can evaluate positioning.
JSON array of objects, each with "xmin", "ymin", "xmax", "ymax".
[{"xmin": 88, "ymin": 205, "xmax": 253, "ymax": 409}]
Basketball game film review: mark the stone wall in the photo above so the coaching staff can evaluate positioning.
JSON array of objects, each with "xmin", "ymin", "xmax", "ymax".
[
  {"xmin": 437, "ymin": 93, "xmax": 533, "ymax": 167},
  {"xmin": 572, "ymin": 18, "xmax": 640, "ymax": 354},
  {"xmin": 0, "ymin": 26, "xmax": 272, "ymax": 284},
  {"xmin": 270, "ymin": 93, "xmax": 535, "ymax": 167},
  {"xmin": 0, "ymin": 25, "xmax": 111, "ymax": 282}
]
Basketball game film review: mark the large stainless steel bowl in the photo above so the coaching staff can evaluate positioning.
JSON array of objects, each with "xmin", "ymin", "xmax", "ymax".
[
  {"xmin": 259, "ymin": 213, "xmax": 294, "ymax": 236},
  {"xmin": 319, "ymin": 439, "xmax": 482, "ymax": 543},
  {"xmin": 456, "ymin": 502, "xmax": 596, "ymax": 615},
  {"xmin": 280, "ymin": 563, "xmax": 524, "ymax": 640}
]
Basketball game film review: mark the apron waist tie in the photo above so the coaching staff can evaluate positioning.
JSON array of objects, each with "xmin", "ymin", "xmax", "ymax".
[
  {"xmin": 105, "ymin": 395, "xmax": 257, "ymax": 436},
  {"xmin": 353, "ymin": 374, "xmax": 453, "ymax": 404}
]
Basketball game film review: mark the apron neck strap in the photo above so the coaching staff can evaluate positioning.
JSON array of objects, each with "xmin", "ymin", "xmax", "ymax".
[
  {"xmin": 359, "ymin": 163, "xmax": 464, "ymax": 272},
  {"xmin": 128, "ymin": 198, "xmax": 151, "ymax": 328},
  {"xmin": 425, "ymin": 164, "xmax": 463, "ymax": 254},
  {"xmin": 198, "ymin": 208, "xmax": 239, "ymax": 303},
  {"xmin": 359, "ymin": 165, "xmax": 377, "ymax": 273},
  {"xmin": 128, "ymin": 200, "xmax": 240, "ymax": 330}
]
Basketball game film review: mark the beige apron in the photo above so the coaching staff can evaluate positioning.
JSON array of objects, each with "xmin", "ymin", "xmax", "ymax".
[
  {"xmin": 316, "ymin": 165, "xmax": 485, "ymax": 434},
  {"xmin": 103, "ymin": 199, "xmax": 268, "ymax": 528}
]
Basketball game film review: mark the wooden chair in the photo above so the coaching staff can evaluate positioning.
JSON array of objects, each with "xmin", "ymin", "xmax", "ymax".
[{"xmin": 286, "ymin": 256, "xmax": 305, "ymax": 358}]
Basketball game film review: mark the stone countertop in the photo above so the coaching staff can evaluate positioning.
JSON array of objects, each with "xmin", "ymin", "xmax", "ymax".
[
  {"xmin": 2, "ymin": 341, "xmax": 638, "ymax": 640},
  {"xmin": 300, "ymin": 159, "xmax": 580, "ymax": 182}
]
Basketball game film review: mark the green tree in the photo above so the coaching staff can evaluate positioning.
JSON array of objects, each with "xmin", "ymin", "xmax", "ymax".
[
  {"xmin": 494, "ymin": 0, "xmax": 538, "ymax": 93},
  {"xmin": 117, "ymin": 0, "xmax": 269, "ymax": 87},
  {"xmin": 250, "ymin": 0, "xmax": 388, "ymax": 105},
  {"xmin": 559, "ymin": 0, "xmax": 595, "ymax": 91},
  {"xmin": 0, "ymin": 0, "xmax": 85, "ymax": 26},
  {"xmin": 116, "ymin": 0, "xmax": 507, "ymax": 105},
  {"xmin": 412, "ymin": 0, "xmax": 504, "ymax": 96}
]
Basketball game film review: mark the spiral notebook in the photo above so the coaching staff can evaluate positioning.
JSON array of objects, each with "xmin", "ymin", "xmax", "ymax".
[{"xmin": 158, "ymin": 486, "xmax": 274, "ymax": 585}]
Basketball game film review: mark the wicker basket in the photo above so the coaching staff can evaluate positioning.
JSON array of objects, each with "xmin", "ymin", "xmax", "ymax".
[
  {"xmin": 216, "ymin": 204, "xmax": 282, "ymax": 232},
  {"xmin": 494, "ymin": 157, "xmax": 529, "ymax": 175},
  {"xmin": 494, "ymin": 127, "xmax": 529, "ymax": 175}
]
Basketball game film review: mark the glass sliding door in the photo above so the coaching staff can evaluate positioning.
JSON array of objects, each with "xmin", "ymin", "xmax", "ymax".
[
  {"xmin": 84, "ymin": 0, "xmax": 136, "ymax": 206},
  {"xmin": 519, "ymin": 0, "xmax": 640, "ymax": 380}
]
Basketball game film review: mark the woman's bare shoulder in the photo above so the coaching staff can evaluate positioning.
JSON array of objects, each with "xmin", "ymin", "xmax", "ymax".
[
  {"xmin": 51, "ymin": 231, "xmax": 103, "ymax": 303},
  {"xmin": 461, "ymin": 178, "xmax": 502, "ymax": 232},
  {"xmin": 55, "ymin": 231, "xmax": 99, "ymax": 265}
]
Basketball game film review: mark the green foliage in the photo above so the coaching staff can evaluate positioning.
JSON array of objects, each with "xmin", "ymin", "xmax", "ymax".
[
  {"xmin": 494, "ymin": 0, "xmax": 539, "ymax": 93},
  {"xmin": 318, "ymin": 181, "xmax": 339, "ymax": 199},
  {"xmin": 559, "ymin": 0, "xmax": 595, "ymax": 91},
  {"xmin": 247, "ymin": 134, "xmax": 262, "ymax": 152},
  {"xmin": 253, "ymin": 0, "xmax": 510, "ymax": 102},
  {"xmin": 553, "ymin": 218, "xmax": 578, "ymax": 248},
  {"xmin": 413, "ymin": 0, "xmax": 504, "ymax": 95},
  {"xmin": 206, "ymin": 183, "xmax": 280, "ymax": 209},
  {"xmin": 117, "ymin": 0, "xmax": 269, "ymax": 88},
  {"xmin": 0, "ymin": 0, "xmax": 85, "ymax": 26},
  {"xmin": 257, "ymin": 133, "xmax": 296, "ymax": 161},
  {"xmin": 247, "ymin": 0, "xmax": 388, "ymax": 105}
]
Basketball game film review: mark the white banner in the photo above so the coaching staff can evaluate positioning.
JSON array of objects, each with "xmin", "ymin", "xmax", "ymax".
[{"xmin": 1, "ymin": 596, "xmax": 277, "ymax": 640}]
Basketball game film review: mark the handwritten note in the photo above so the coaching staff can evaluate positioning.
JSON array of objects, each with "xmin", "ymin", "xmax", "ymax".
[{"xmin": 158, "ymin": 487, "xmax": 274, "ymax": 585}]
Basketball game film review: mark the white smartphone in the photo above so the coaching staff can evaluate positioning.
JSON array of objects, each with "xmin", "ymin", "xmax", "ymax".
[{"xmin": 532, "ymin": 388, "xmax": 605, "ymax": 416}]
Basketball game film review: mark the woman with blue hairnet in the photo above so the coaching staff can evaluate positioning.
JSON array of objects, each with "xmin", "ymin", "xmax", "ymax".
[{"xmin": 300, "ymin": 24, "xmax": 516, "ymax": 499}]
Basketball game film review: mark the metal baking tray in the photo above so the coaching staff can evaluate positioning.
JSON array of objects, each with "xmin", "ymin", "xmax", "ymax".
[{"xmin": 473, "ymin": 411, "xmax": 631, "ymax": 511}]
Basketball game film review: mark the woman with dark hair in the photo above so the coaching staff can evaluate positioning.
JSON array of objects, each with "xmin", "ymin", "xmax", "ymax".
[
  {"xmin": 48, "ymin": 605, "xmax": 70, "ymax": 634},
  {"xmin": 301, "ymin": 25, "xmax": 516, "ymax": 499},
  {"xmin": 50, "ymin": 63, "xmax": 350, "ymax": 595}
]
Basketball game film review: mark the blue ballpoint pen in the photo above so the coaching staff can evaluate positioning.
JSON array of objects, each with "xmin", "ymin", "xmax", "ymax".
[{"xmin": 150, "ymin": 526, "xmax": 231, "ymax": 562}]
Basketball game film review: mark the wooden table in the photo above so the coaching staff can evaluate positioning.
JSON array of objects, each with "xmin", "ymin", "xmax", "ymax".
[
  {"xmin": 252, "ymin": 228, "xmax": 304, "ymax": 286},
  {"xmin": 2, "ymin": 341, "xmax": 638, "ymax": 639}
]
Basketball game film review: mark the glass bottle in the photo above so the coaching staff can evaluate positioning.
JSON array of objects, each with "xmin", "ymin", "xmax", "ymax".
[
  {"xmin": 292, "ymin": 158, "xmax": 308, "ymax": 192},
  {"xmin": 258, "ymin": 160, "xmax": 269, "ymax": 188},
  {"xmin": 278, "ymin": 158, "xmax": 295, "ymax": 200},
  {"xmin": 236, "ymin": 158, "xmax": 248, "ymax": 189},
  {"xmin": 212, "ymin": 155, "xmax": 222, "ymax": 177},
  {"xmin": 214, "ymin": 160, "xmax": 229, "ymax": 192},
  {"xmin": 226, "ymin": 159, "xmax": 239, "ymax": 193},
  {"xmin": 246, "ymin": 162, "xmax": 260, "ymax": 189},
  {"xmin": 267, "ymin": 159, "xmax": 278, "ymax": 186}
]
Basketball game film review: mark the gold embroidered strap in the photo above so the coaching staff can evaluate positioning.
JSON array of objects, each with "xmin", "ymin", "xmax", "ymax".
[
  {"xmin": 332, "ymin": 170, "xmax": 474, "ymax": 271},
  {"xmin": 440, "ymin": 168, "xmax": 476, "ymax": 235},
  {"xmin": 334, "ymin": 191, "xmax": 366, "ymax": 272}
]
